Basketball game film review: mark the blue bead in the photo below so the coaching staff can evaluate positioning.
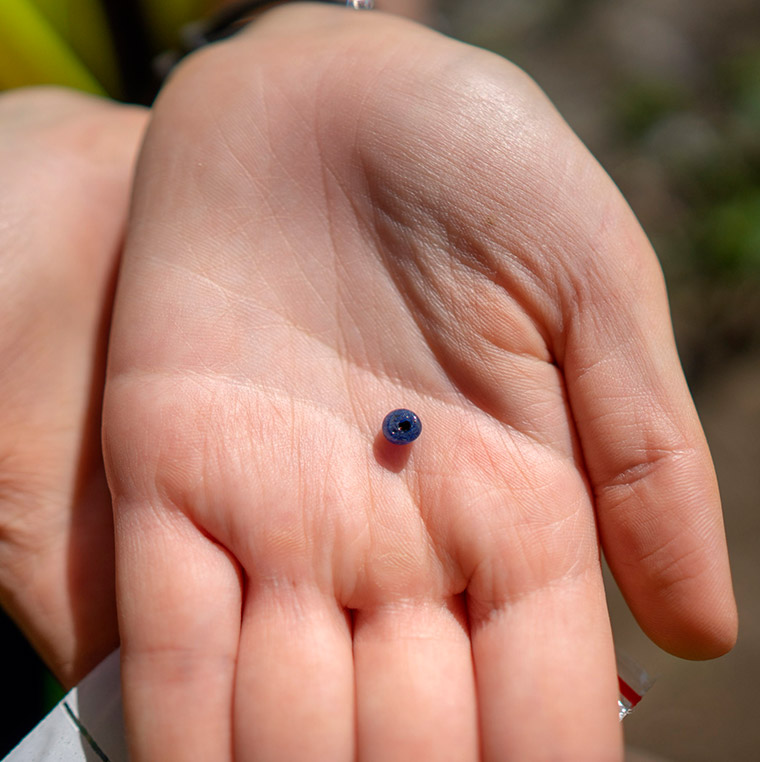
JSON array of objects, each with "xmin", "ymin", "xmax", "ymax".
[{"xmin": 382, "ymin": 409, "xmax": 421, "ymax": 445}]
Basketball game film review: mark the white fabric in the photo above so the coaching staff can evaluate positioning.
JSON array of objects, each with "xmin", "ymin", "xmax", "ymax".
[{"xmin": 4, "ymin": 650, "xmax": 126, "ymax": 762}]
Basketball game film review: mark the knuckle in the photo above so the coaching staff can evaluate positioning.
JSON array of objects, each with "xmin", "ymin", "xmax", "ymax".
[
  {"xmin": 594, "ymin": 444, "xmax": 698, "ymax": 512},
  {"xmin": 599, "ymin": 444, "xmax": 693, "ymax": 491}
]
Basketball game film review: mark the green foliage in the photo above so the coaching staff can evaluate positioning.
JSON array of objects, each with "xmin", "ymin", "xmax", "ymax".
[
  {"xmin": 612, "ymin": 48, "xmax": 760, "ymax": 283},
  {"xmin": 723, "ymin": 50, "xmax": 760, "ymax": 128},
  {"xmin": 698, "ymin": 191, "xmax": 760, "ymax": 275},
  {"xmin": 615, "ymin": 80, "xmax": 691, "ymax": 140}
]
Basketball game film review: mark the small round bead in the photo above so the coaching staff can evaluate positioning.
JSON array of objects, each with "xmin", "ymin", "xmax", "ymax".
[{"xmin": 382, "ymin": 409, "xmax": 422, "ymax": 445}]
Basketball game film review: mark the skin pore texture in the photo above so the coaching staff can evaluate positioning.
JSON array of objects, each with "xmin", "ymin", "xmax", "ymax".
[
  {"xmin": 0, "ymin": 3, "xmax": 736, "ymax": 760},
  {"xmin": 100, "ymin": 5, "xmax": 735, "ymax": 761}
]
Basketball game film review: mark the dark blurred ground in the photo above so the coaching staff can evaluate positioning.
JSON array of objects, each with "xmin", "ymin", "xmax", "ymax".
[
  {"xmin": 436, "ymin": 0, "xmax": 760, "ymax": 759},
  {"xmin": 2, "ymin": 0, "xmax": 759, "ymax": 759},
  {"xmin": 0, "ymin": 611, "xmax": 62, "ymax": 756}
]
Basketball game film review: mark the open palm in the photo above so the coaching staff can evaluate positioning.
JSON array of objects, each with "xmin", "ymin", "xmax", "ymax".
[{"xmin": 104, "ymin": 7, "xmax": 736, "ymax": 760}]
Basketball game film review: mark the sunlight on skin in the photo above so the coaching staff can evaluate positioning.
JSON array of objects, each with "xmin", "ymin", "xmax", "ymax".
[
  {"xmin": 101, "ymin": 6, "xmax": 735, "ymax": 760},
  {"xmin": 0, "ymin": 6, "xmax": 735, "ymax": 759}
]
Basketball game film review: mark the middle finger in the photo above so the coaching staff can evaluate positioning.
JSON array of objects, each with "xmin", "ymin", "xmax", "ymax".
[{"xmin": 354, "ymin": 596, "xmax": 478, "ymax": 761}]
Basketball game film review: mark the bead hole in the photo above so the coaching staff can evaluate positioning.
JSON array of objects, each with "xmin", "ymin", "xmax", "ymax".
[{"xmin": 398, "ymin": 421, "xmax": 412, "ymax": 432}]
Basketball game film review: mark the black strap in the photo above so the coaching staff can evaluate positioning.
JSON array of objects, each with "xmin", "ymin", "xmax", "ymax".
[
  {"xmin": 102, "ymin": 0, "xmax": 371, "ymax": 104},
  {"xmin": 100, "ymin": 0, "xmax": 157, "ymax": 104},
  {"xmin": 194, "ymin": 0, "xmax": 340, "ymax": 45},
  {"xmin": 154, "ymin": 1, "xmax": 372, "ymax": 87}
]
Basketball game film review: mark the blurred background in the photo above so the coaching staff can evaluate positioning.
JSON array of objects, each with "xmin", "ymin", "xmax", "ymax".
[{"xmin": 2, "ymin": 0, "xmax": 759, "ymax": 759}]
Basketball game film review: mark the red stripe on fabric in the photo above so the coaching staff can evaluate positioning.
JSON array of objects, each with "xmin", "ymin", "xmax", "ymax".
[{"xmin": 618, "ymin": 676, "xmax": 642, "ymax": 707}]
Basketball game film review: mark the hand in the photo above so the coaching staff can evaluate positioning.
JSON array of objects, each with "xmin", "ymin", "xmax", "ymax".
[
  {"xmin": 104, "ymin": 6, "xmax": 737, "ymax": 760},
  {"xmin": 0, "ymin": 88, "xmax": 147, "ymax": 687}
]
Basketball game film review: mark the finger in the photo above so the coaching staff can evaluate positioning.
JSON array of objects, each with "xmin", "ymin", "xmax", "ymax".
[
  {"xmin": 354, "ymin": 597, "xmax": 478, "ymax": 762},
  {"xmin": 115, "ymin": 503, "xmax": 242, "ymax": 762},
  {"xmin": 561, "ymin": 213, "xmax": 737, "ymax": 658},
  {"xmin": 233, "ymin": 583, "xmax": 354, "ymax": 760},
  {"xmin": 469, "ymin": 570, "xmax": 622, "ymax": 762}
]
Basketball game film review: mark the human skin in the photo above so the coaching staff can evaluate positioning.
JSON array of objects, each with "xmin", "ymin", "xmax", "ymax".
[
  {"xmin": 0, "ymin": 0, "xmax": 447, "ymax": 695},
  {"xmin": 0, "ymin": 5, "xmax": 430, "ymax": 689},
  {"xmin": 102, "ymin": 5, "xmax": 738, "ymax": 760},
  {"xmin": 0, "ymin": 88, "xmax": 147, "ymax": 686}
]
